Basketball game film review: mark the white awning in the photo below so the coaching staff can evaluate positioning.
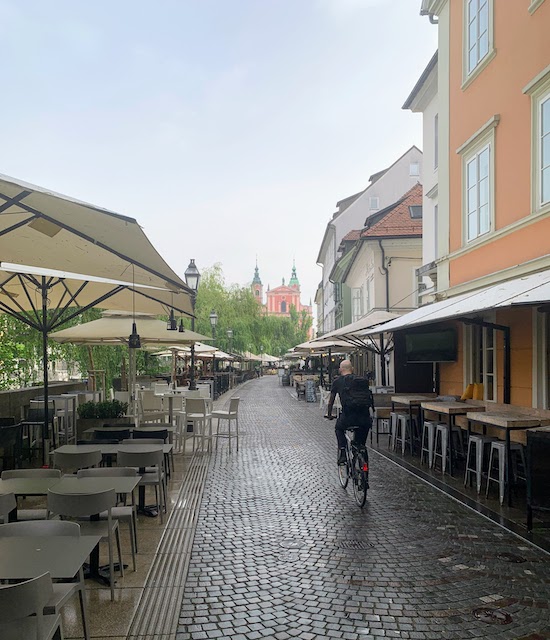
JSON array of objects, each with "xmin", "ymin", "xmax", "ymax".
[
  {"xmin": 360, "ymin": 269, "xmax": 550, "ymax": 336},
  {"xmin": 313, "ymin": 310, "xmax": 400, "ymax": 341}
]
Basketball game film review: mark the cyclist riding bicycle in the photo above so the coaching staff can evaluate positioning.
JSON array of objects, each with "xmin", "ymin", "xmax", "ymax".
[{"xmin": 326, "ymin": 360, "xmax": 374, "ymax": 465}]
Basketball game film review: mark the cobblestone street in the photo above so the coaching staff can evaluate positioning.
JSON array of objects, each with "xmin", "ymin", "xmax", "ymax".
[{"xmin": 177, "ymin": 377, "xmax": 550, "ymax": 640}]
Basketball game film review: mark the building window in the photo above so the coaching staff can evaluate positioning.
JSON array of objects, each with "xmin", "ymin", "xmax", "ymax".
[
  {"xmin": 466, "ymin": 0, "xmax": 490, "ymax": 75},
  {"xmin": 281, "ymin": 300, "xmax": 287, "ymax": 313},
  {"xmin": 434, "ymin": 114, "xmax": 439, "ymax": 169},
  {"xmin": 369, "ymin": 196, "xmax": 379, "ymax": 210},
  {"xmin": 352, "ymin": 288, "xmax": 363, "ymax": 322},
  {"xmin": 467, "ymin": 323, "xmax": 496, "ymax": 402},
  {"xmin": 524, "ymin": 68, "xmax": 550, "ymax": 213},
  {"xmin": 465, "ymin": 144, "xmax": 491, "ymax": 241},
  {"xmin": 255, "ymin": 289, "xmax": 259, "ymax": 297},
  {"xmin": 540, "ymin": 94, "xmax": 550, "ymax": 207},
  {"xmin": 409, "ymin": 162, "xmax": 420, "ymax": 176}
]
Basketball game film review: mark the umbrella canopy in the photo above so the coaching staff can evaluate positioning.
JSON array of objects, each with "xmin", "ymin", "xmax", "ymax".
[
  {"xmin": 50, "ymin": 310, "xmax": 209, "ymax": 346},
  {"xmin": 0, "ymin": 173, "xmax": 190, "ymax": 293},
  {"xmin": 293, "ymin": 339, "xmax": 351, "ymax": 354},
  {"xmin": 0, "ymin": 174, "xmax": 194, "ymax": 463}
]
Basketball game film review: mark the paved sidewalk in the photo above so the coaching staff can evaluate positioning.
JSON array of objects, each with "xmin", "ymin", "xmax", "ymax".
[{"xmin": 176, "ymin": 377, "xmax": 550, "ymax": 640}]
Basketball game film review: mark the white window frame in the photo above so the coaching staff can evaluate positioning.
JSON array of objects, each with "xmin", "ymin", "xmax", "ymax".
[
  {"xmin": 369, "ymin": 196, "xmax": 379, "ymax": 210},
  {"xmin": 409, "ymin": 162, "xmax": 420, "ymax": 177},
  {"xmin": 524, "ymin": 67, "xmax": 550, "ymax": 215},
  {"xmin": 457, "ymin": 115, "xmax": 498, "ymax": 245},
  {"xmin": 464, "ymin": 322, "xmax": 497, "ymax": 402},
  {"xmin": 529, "ymin": 0, "xmax": 546, "ymax": 14},
  {"xmin": 462, "ymin": 0, "xmax": 495, "ymax": 88},
  {"xmin": 351, "ymin": 287, "xmax": 363, "ymax": 323},
  {"xmin": 533, "ymin": 308, "xmax": 549, "ymax": 408},
  {"xmin": 434, "ymin": 113, "xmax": 439, "ymax": 170}
]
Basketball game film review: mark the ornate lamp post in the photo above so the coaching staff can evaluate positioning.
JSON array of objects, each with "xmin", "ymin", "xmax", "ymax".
[
  {"xmin": 184, "ymin": 258, "xmax": 201, "ymax": 390},
  {"xmin": 209, "ymin": 310, "xmax": 218, "ymax": 396},
  {"xmin": 226, "ymin": 328, "xmax": 233, "ymax": 354}
]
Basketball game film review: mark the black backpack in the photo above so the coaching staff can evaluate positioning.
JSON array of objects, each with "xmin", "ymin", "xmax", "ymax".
[{"xmin": 340, "ymin": 376, "xmax": 374, "ymax": 412}]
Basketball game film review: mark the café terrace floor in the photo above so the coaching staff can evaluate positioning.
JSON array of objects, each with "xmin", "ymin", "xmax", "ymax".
[{"xmin": 16, "ymin": 376, "xmax": 550, "ymax": 639}]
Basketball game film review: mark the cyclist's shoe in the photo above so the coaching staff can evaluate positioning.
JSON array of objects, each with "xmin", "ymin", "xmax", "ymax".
[{"xmin": 337, "ymin": 448, "xmax": 346, "ymax": 465}]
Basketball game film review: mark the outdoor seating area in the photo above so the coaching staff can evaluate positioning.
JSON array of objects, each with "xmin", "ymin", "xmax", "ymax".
[
  {"xmin": 367, "ymin": 392, "xmax": 550, "ymax": 539},
  {"xmin": 0, "ymin": 378, "xmax": 243, "ymax": 637}
]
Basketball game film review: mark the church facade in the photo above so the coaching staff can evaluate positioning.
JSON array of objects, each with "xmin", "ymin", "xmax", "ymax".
[{"xmin": 251, "ymin": 263, "xmax": 313, "ymax": 321}]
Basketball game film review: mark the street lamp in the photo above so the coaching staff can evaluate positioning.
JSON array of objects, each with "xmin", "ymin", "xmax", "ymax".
[
  {"xmin": 226, "ymin": 328, "xmax": 233, "ymax": 353},
  {"xmin": 185, "ymin": 258, "xmax": 201, "ymax": 390},
  {"xmin": 209, "ymin": 309, "xmax": 218, "ymax": 339}
]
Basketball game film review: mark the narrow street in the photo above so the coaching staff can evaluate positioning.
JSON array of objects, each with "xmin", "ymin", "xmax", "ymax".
[{"xmin": 176, "ymin": 377, "xmax": 550, "ymax": 640}]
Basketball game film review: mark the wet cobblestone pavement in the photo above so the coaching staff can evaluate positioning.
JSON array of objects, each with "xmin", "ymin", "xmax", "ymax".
[{"xmin": 176, "ymin": 377, "xmax": 550, "ymax": 640}]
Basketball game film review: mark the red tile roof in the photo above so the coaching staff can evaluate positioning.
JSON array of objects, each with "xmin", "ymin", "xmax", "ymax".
[
  {"xmin": 361, "ymin": 183, "xmax": 422, "ymax": 239},
  {"xmin": 342, "ymin": 229, "xmax": 362, "ymax": 242}
]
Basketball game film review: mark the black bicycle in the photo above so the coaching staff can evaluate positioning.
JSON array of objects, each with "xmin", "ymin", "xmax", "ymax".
[{"xmin": 326, "ymin": 418, "xmax": 369, "ymax": 507}]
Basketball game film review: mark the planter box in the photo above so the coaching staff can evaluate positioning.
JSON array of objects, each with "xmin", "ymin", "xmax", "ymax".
[{"xmin": 77, "ymin": 416, "xmax": 133, "ymax": 441}]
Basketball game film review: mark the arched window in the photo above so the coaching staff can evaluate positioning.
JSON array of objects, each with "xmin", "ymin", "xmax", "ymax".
[
  {"xmin": 281, "ymin": 301, "xmax": 287, "ymax": 313},
  {"xmin": 255, "ymin": 289, "xmax": 259, "ymax": 296}
]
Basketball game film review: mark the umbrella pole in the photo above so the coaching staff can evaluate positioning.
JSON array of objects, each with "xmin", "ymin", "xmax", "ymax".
[
  {"xmin": 328, "ymin": 348, "xmax": 333, "ymax": 385},
  {"xmin": 41, "ymin": 277, "xmax": 49, "ymax": 467}
]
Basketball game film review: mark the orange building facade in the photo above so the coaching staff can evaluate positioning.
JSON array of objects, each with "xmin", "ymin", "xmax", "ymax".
[{"xmin": 407, "ymin": 1, "xmax": 550, "ymax": 410}]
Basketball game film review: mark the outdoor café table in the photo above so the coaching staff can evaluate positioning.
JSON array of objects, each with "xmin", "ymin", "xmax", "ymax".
[
  {"xmin": 51, "ymin": 474, "xmax": 141, "ymax": 584},
  {"xmin": 84, "ymin": 424, "xmax": 177, "ymax": 444},
  {"xmin": 391, "ymin": 395, "xmax": 434, "ymax": 450},
  {"xmin": 52, "ymin": 444, "xmax": 172, "ymax": 517},
  {"xmin": 420, "ymin": 401, "xmax": 485, "ymax": 476},
  {"xmin": 466, "ymin": 411, "xmax": 548, "ymax": 507},
  {"xmin": 0, "ymin": 534, "xmax": 102, "ymax": 581},
  {"xmin": 0, "ymin": 476, "xmax": 61, "ymax": 521}
]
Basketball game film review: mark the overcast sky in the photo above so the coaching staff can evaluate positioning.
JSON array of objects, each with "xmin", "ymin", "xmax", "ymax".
[{"xmin": 1, "ymin": 0, "xmax": 437, "ymax": 308}]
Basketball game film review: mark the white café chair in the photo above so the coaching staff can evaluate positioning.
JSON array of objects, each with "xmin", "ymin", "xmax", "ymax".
[
  {"xmin": 212, "ymin": 397, "xmax": 240, "ymax": 452},
  {"xmin": 1, "ymin": 469, "xmax": 62, "ymax": 520},
  {"xmin": 153, "ymin": 382, "xmax": 170, "ymax": 395},
  {"xmin": 0, "ymin": 492, "xmax": 16, "ymax": 524},
  {"xmin": 53, "ymin": 449, "xmax": 102, "ymax": 475},
  {"xmin": 77, "ymin": 467, "xmax": 138, "ymax": 571},
  {"xmin": 185, "ymin": 398, "xmax": 213, "ymax": 453},
  {"xmin": 0, "ymin": 521, "xmax": 90, "ymax": 640},
  {"xmin": 47, "ymin": 488, "xmax": 123, "ymax": 601},
  {"xmin": 319, "ymin": 388, "xmax": 330, "ymax": 413},
  {"xmin": 117, "ymin": 447, "xmax": 167, "ymax": 523},
  {"xmin": 0, "ymin": 572, "xmax": 64, "ymax": 640},
  {"xmin": 138, "ymin": 390, "xmax": 169, "ymax": 423}
]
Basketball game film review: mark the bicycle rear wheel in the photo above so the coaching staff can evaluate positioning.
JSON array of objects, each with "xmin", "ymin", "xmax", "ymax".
[
  {"xmin": 338, "ymin": 452, "xmax": 350, "ymax": 489},
  {"xmin": 352, "ymin": 456, "xmax": 368, "ymax": 507}
]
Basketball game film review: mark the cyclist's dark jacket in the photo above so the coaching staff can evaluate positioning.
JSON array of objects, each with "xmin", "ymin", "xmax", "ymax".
[{"xmin": 330, "ymin": 374, "xmax": 374, "ymax": 429}]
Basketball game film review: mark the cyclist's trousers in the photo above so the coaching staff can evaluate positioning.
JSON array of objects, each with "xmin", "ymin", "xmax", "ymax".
[{"xmin": 335, "ymin": 417, "xmax": 370, "ymax": 450}]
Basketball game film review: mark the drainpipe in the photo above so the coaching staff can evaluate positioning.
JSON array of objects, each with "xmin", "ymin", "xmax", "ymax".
[{"xmin": 379, "ymin": 239, "xmax": 389, "ymax": 311}]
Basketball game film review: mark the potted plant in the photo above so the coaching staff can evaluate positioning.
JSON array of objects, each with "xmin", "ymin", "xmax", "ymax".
[{"xmin": 76, "ymin": 399, "xmax": 131, "ymax": 439}]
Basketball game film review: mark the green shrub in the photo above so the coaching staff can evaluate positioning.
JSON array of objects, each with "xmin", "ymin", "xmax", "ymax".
[{"xmin": 77, "ymin": 400, "xmax": 128, "ymax": 419}]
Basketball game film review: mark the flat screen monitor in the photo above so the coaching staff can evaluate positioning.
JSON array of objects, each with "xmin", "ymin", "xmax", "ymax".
[{"xmin": 405, "ymin": 328, "xmax": 457, "ymax": 363}]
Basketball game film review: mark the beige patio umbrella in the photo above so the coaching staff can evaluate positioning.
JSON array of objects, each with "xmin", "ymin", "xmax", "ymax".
[
  {"xmin": 51, "ymin": 311, "xmax": 211, "ymax": 417},
  {"xmin": 0, "ymin": 173, "xmax": 194, "ymax": 459}
]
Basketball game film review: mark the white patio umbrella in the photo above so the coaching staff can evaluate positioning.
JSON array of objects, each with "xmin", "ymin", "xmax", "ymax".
[
  {"xmin": 0, "ymin": 174, "xmax": 194, "ymax": 461},
  {"xmin": 50, "ymin": 311, "xmax": 210, "ymax": 416}
]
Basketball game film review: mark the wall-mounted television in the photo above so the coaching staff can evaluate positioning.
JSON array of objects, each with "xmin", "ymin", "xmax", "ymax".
[{"xmin": 405, "ymin": 328, "xmax": 457, "ymax": 363}]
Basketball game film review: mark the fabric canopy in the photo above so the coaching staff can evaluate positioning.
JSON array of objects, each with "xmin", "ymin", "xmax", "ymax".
[
  {"xmin": 314, "ymin": 310, "xmax": 400, "ymax": 341},
  {"xmin": 0, "ymin": 173, "xmax": 190, "ymax": 294},
  {"xmin": 293, "ymin": 339, "xmax": 351, "ymax": 354},
  {"xmin": 360, "ymin": 269, "xmax": 550, "ymax": 337},
  {"xmin": 50, "ymin": 310, "xmax": 209, "ymax": 346}
]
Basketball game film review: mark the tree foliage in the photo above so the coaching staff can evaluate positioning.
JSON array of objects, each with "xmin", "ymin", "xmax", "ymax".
[
  {"xmin": 192, "ymin": 264, "xmax": 311, "ymax": 357},
  {"xmin": 0, "ymin": 263, "xmax": 310, "ymax": 390}
]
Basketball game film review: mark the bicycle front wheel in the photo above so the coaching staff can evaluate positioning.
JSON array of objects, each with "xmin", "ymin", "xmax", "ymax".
[
  {"xmin": 338, "ymin": 455, "xmax": 350, "ymax": 489},
  {"xmin": 352, "ymin": 457, "xmax": 368, "ymax": 507}
]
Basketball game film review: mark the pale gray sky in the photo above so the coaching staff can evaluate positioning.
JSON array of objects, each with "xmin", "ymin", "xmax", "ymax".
[{"xmin": 0, "ymin": 0, "xmax": 437, "ymax": 306}]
